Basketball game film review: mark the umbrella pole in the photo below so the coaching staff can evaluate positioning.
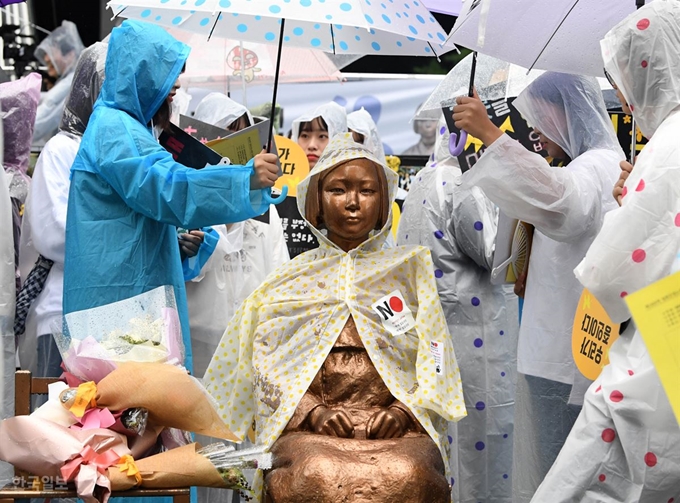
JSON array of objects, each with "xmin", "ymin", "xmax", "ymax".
[
  {"xmin": 468, "ymin": 51, "xmax": 478, "ymax": 97},
  {"xmin": 266, "ymin": 18, "xmax": 286, "ymax": 152},
  {"xmin": 630, "ymin": 117, "xmax": 637, "ymax": 162}
]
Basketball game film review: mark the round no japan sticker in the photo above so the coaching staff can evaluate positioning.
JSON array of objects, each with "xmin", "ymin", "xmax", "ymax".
[{"xmin": 371, "ymin": 290, "xmax": 416, "ymax": 336}]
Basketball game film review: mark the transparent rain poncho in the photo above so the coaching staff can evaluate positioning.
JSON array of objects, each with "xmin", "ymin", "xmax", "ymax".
[
  {"xmin": 205, "ymin": 133, "xmax": 466, "ymax": 502},
  {"xmin": 18, "ymin": 43, "xmax": 108, "ymax": 383},
  {"xmin": 347, "ymin": 107, "xmax": 386, "ymax": 161},
  {"xmin": 34, "ymin": 20, "xmax": 85, "ymax": 78},
  {"xmin": 512, "ymin": 72, "xmax": 622, "ymax": 160},
  {"xmin": 59, "ymin": 41, "xmax": 107, "ymax": 137},
  {"xmin": 533, "ymin": 2, "xmax": 680, "ymax": 501},
  {"xmin": 193, "ymin": 92, "xmax": 254, "ymax": 130},
  {"xmin": 33, "ymin": 21, "xmax": 85, "ymax": 146},
  {"xmin": 0, "ymin": 73, "xmax": 42, "ymax": 199},
  {"xmin": 397, "ymin": 118, "xmax": 518, "ymax": 503},
  {"xmin": 463, "ymin": 72, "xmax": 623, "ymax": 501},
  {"xmin": 290, "ymin": 101, "xmax": 347, "ymax": 142}
]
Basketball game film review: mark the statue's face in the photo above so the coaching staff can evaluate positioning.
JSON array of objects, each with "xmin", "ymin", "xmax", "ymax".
[{"xmin": 320, "ymin": 160, "xmax": 382, "ymax": 252}]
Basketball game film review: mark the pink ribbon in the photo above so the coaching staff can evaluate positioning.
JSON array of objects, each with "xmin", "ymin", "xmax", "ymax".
[{"xmin": 61, "ymin": 445, "xmax": 121, "ymax": 481}]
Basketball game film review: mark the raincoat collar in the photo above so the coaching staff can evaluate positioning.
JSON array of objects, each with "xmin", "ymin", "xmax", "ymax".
[
  {"xmin": 98, "ymin": 20, "xmax": 190, "ymax": 126},
  {"xmin": 296, "ymin": 132, "xmax": 398, "ymax": 255},
  {"xmin": 601, "ymin": 0, "xmax": 680, "ymax": 138}
]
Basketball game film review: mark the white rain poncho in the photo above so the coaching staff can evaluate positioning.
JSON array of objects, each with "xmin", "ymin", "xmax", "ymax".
[
  {"xmin": 533, "ymin": 2, "xmax": 680, "ymax": 501},
  {"xmin": 347, "ymin": 107, "xmax": 386, "ymax": 161},
  {"xmin": 33, "ymin": 21, "xmax": 85, "ymax": 146},
  {"xmin": 187, "ymin": 214, "xmax": 289, "ymax": 378},
  {"xmin": 398, "ymin": 119, "xmax": 519, "ymax": 503},
  {"xmin": 290, "ymin": 101, "xmax": 347, "ymax": 142},
  {"xmin": 193, "ymin": 92, "xmax": 254, "ymax": 130},
  {"xmin": 205, "ymin": 133, "xmax": 466, "ymax": 502},
  {"xmin": 463, "ymin": 72, "xmax": 623, "ymax": 502}
]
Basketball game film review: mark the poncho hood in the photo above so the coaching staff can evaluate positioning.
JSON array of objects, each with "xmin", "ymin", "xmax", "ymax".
[
  {"xmin": 513, "ymin": 72, "xmax": 622, "ymax": 160},
  {"xmin": 193, "ymin": 92, "xmax": 254, "ymax": 130},
  {"xmin": 59, "ymin": 41, "xmax": 107, "ymax": 137},
  {"xmin": 0, "ymin": 72, "xmax": 41, "ymax": 174},
  {"xmin": 296, "ymin": 132, "xmax": 399, "ymax": 254},
  {"xmin": 34, "ymin": 20, "xmax": 84, "ymax": 78},
  {"xmin": 98, "ymin": 20, "xmax": 190, "ymax": 126},
  {"xmin": 601, "ymin": 0, "xmax": 680, "ymax": 138},
  {"xmin": 291, "ymin": 101, "xmax": 347, "ymax": 142},
  {"xmin": 347, "ymin": 108, "xmax": 386, "ymax": 161}
]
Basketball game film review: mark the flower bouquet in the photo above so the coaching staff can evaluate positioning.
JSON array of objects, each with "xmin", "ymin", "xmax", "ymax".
[
  {"xmin": 0, "ymin": 415, "xmax": 269, "ymax": 503},
  {"xmin": 54, "ymin": 286, "xmax": 184, "ymax": 383}
]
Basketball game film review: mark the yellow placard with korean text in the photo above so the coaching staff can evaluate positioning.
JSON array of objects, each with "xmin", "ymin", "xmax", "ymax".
[
  {"xmin": 274, "ymin": 135, "xmax": 309, "ymax": 198},
  {"xmin": 572, "ymin": 289, "xmax": 620, "ymax": 380},
  {"xmin": 625, "ymin": 270, "xmax": 680, "ymax": 426}
]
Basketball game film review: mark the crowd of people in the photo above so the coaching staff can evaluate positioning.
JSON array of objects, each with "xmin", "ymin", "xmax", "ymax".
[{"xmin": 1, "ymin": 0, "xmax": 679, "ymax": 501}]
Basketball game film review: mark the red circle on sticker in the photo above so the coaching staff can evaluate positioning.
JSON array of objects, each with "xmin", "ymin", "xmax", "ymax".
[
  {"xmin": 599, "ymin": 474, "xmax": 606, "ymax": 482},
  {"xmin": 389, "ymin": 296, "xmax": 404, "ymax": 313}
]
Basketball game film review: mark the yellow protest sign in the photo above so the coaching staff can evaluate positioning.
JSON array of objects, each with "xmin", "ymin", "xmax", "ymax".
[
  {"xmin": 274, "ymin": 135, "xmax": 310, "ymax": 198},
  {"xmin": 625, "ymin": 271, "xmax": 680, "ymax": 425},
  {"xmin": 572, "ymin": 289, "xmax": 620, "ymax": 380}
]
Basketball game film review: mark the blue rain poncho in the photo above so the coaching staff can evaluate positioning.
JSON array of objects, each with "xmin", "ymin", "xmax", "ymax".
[{"xmin": 63, "ymin": 20, "xmax": 269, "ymax": 373}]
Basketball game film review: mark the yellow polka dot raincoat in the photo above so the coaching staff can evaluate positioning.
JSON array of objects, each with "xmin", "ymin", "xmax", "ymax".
[{"xmin": 205, "ymin": 133, "xmax": 466, "ymax": 500}]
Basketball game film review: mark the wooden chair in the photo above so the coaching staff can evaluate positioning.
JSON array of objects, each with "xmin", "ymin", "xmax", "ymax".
[{"xmin": 0, "ymin": 370, "xmax": 191, "ymax": 503}]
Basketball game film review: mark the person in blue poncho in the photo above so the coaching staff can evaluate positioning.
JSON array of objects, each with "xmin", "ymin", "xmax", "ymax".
[{"xmin": 62, "ymin": 20, "xmax": 280, "ymax": 377}]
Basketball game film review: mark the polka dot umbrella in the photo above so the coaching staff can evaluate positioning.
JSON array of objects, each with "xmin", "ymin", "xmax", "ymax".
[{"xmin": 108, "ymin": 0, "xmax": 457, "ymax": 148}]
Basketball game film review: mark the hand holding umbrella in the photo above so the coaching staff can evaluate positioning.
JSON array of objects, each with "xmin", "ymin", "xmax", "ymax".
[{"xmin": 452, "ymin": 87, "xmax": 504, "ymax": 148}]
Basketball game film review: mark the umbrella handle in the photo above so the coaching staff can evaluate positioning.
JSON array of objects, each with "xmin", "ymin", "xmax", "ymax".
[
  {"xmin": 449, "ymin": 130, "xmax": 468, "ymax": 157},
  {"xmin": 261, "ymin": 184, "xmax": 289, "ymax": 205}
]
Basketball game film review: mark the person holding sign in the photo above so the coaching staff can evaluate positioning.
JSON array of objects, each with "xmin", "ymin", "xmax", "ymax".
[
  {"xmin": 453, "ymin": 73, "xmax": 623, "ymax": 501},
  {"xmin": 63, "ymin": 20, "xmax": 281, "ymax": 375},
  {"xmin": 204, "ymin": 133, "xmax": 466, "ymax": 502},
  {"xmin": 397, "ymin": 117, "xmax": 519, "ymax": 503},
  {"xmin": 533, "ymin": 1, "xmax": 680, "ymax": 501}
]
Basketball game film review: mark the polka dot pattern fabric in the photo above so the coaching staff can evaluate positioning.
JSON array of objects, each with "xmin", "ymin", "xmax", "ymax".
[
  {"xmin": 110, "ymin": 0, "xmax": 453, "ymax": 57},
  {"xmin": 397, "ymin": 120, "xmax": 518, "ymax": 502},
  {"xmin": 536, "ymin": 3, "xmax": 680, "ymax": 500},
  {"xmin": 204, "ymin": 133, "xmax": 466, "ymax": 502}
]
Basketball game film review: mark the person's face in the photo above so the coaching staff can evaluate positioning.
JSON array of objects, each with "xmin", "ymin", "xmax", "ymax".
[
  {"xmin": 44, "ymin": 55, "xmax": 58, "ymax": 79},
  {"xmin": 417, "ymin": 119, "xmax": 438, "ymax": 142},
  {"xmin": 534, "ymin": 128, "xmax": 567, "ymax": 160},
  {"xmin": 227, "ymin": 113, "xmax": 250, "ymax": 132},
  {"xmin": 298, "ymin": 123, "xmax": 329, "ymax": 169},
  {"xmin": 320, "ymin": 161, "xmax": 382, "ymax": 252},
  {"xmin": 167, "ymin": 78, "xmax": 181, "ymax": 103},
  {"xmin": 613, "ymin": 83, "xmax": 632, "ymax": 115}
]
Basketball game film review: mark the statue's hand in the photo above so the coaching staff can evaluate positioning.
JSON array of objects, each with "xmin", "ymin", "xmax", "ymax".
[
  {"xmin": 366, "ymin": 407, "xmax": 409, "ymax": 439},
  {"xmin": 309, "ymin": 406, "xmax": 355, "ymax": 438}
]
